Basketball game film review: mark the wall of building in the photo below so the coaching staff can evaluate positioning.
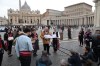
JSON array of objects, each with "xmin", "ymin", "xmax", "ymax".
[
  {"xmin": 7, "ymin": 2, "xmax": 95, "ymax": 27},
  {"xmin": 41, "ymin": 2, "xmax": 94, "ymax": 27},
  {"xmin": 0, "ymin": 17, "xmax": 8, "ymax": 25},
  {"xmin": 8, "ymin": 9, "xmax": 41, "ymax": 26},
  {"xmin": 64, "ymin": 3, "xmax": 92, "ymax": 17}
]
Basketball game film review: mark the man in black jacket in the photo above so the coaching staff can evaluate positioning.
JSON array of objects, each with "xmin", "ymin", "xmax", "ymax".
[
  {"xmin": 4, "ymin": 31, "xmax": 8, "ymax": 50},
  {"xmin": 91, "ymin": 28, "xmax": 100, "ymax": 66},
  {"xmin": 78, "ymin": 28, "xmax": 84, "ymax": 46},
  {"xmin": 68, "ymin": 50, "xmax": 82, "ymax": 66}
]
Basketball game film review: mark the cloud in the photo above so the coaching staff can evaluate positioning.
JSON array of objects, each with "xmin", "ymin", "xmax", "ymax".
[{"xmin": 0, "ymin": 0, "xmax": 95, "ymax": 17}]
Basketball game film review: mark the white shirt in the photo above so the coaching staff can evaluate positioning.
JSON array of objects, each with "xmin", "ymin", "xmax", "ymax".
[{"xmin": 15, "ymin": 35, "xmax": 33, "ymax": 57}]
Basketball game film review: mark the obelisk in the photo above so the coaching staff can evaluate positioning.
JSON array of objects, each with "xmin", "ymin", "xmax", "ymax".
[
  {"xmin": 19, "ymin": 0, "xmax": 21, "ymax": 11},
  {"xmin": 94, "ymin": 0, "xmax": 100, "ymax": 27},
  {"xmin": 19, "ymin": 0, "xmax": 23, "ymax": 24}
]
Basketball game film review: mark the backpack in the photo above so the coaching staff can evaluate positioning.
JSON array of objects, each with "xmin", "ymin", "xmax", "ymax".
[
  {"xmin": 8, "ymin": 33, "xmax": 14, "ymax": 41},
  {"xmin": 0, "ymin": 39, "xmax": 4, "ymax": 54},
  {"xmin": 0, "ymin": 41, "xmax": 2, "ymax": 48}
]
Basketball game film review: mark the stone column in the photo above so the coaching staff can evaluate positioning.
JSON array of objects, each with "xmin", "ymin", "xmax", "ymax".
[
  {"xmin": 88, "ymin": 17, "xmax": 90, "ymax": 26},
  {"xmin": 72, "ymin": 19, "xmax": 74, "ymax": 25},
  {"xmin": 84, "ymin": 16, "xmax": 86, "ymax": 26},
  {"xmin": 90, "ymin": 17, "xmax": 92, "ymax": 25},
  {"xmin": 93, "ymin": 16, "xmax": 94, "ymax": 25},
  {"xmin": 73, "ymin": 19, "xmax": 76, "ymax": 25},
  {"xmin": 17, "ymin": 17, "xmax": 18, "ymax": 24},
  {"xmin": 79, "ymin": 18, "xmax": 82, "ymax": 26},
  {"xmin": 70, "ymin": 19, "xmax": 71, "ymax": 26},
  {"xmin": 68, "ymin": 19, "xmax": 69, "ymax": 25},
  {"xmin": 78, "ymin": 19, "xmax": 79, "ymax": 26},
  {"xmin": 69, "ymin": 19, "xmax": 70, "ymax": 26},
  {"xmin": 94, "ymin": 0, "xmax": 100, "ymax": 27},
  {"xmin": 87, "ymin": 17, "xmax": 88, "ymax": 26},
  {"xmin": 67, "ymin": 19, "xmax": 68, "ymax": 26},
  {"xmin": 13, "ymin": 16, "xmax": 15, "ymax": 25}
]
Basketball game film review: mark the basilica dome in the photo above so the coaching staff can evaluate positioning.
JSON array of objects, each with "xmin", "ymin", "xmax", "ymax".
[{"xmin": 21, "ymin": 1, "xmax": 31, "ymax": 11}]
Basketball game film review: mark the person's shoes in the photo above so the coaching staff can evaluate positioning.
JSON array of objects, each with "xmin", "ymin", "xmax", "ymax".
[
  {"xmin": 53, "ymin": 51, "xmax": 57, "ymax": 53},
  {"xmin": 79, "ymin": 45, "xmax": 81, "ymax": 46},
  {"xmin": 81, "ymin": 45, "xmax": 83, "ymax": 47},
  {"xmin": 33, "ymin": 54, "xmax": 38, "ymax": 57},
  {"xmin": 8, "ymin": 54, "xmax": 13, "ymax": 57},
  {"xmin": 48, "ymin": 53, "xmax": 51, "ymax": 55},
  {"xmin": 98, "ymin": 63, "xmax": 100, "ymax": 66}
]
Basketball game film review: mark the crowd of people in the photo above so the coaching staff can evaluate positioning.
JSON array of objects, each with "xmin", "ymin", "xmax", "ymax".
[
  {"xmin": 0, "ymin": 26, "xmax": 100, "ymax": 66},
  {"xmin": 78, "ymin": 28, "xmax": 100, "ymax": 66},
  {"xmin": 0, "ymin": 26, "xmax": 61, "ymax": 66}
]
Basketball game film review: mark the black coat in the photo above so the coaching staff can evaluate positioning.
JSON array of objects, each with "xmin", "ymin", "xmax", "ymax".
[
  {"xmin": 78, "ymin": 31, "xmax": 84, "ymax": 40},
  {"xmin": 52, "ymin": 32, "xmax": 59, "ymax": 44},
  {"xmin": 91, "ymin": 34, "xmax": 100, "ymax": 55},
  {"xmin": 4, "ymin": 33, "xmax": 8, "ymax": 41},
  {"xmin": 31, "ymin": 33, "xmax": 39, "ymax": 50},
  {"xmin": 68, "ymin": 53, "xmax": 82, "ymax": 66}
]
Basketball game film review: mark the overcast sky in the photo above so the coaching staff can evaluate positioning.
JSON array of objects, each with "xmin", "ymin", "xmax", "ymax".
[{"xmin": 0, "ymin": 0, "xmax": 95, "ymax": 17}]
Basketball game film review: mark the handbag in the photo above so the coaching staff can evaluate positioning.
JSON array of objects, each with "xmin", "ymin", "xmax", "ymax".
[
  {"xmin": 0, "ymin": 40, "xmax": 4, "ymax": 54},
  {"xmin": 4, "ymin": 41, "xmax": 8, "ymax": 49},
  {"xmin": 8, "ymin": 37, "xmax": 14, "ymax": 41},
  {"xmin": 31, "ymin": 36, "xmax": 36, "ymax": 43},
  {"xmin": 0, "ymin": 48, "xmax": 4, "ymax": 54}
]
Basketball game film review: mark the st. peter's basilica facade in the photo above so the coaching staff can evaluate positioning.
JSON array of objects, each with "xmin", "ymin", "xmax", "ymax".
[
  {"xmin": 7, "ymin": 0, "xmax": 95, "ymax": 27},
  {"xmin": 8, "ymin": 0, "xmax": 41, "ymax": 26}
]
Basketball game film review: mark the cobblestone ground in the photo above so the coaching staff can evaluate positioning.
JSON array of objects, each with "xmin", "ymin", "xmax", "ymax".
[
  {"xmin": 0, "ymin": 28, "xmax": 97, "ymax": 66},
  {"xmin": 2, "ymin": 39, "xmax": 97, "ymax": 66}
]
